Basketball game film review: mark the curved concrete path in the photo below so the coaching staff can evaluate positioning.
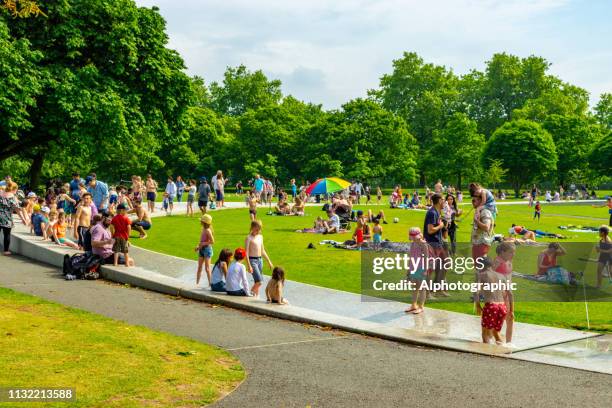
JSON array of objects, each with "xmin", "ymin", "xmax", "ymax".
[
  {"xmin": 2, "ymin": 255, "xmax": 610, "ymax": 407},
  {"xmin": 6, "ymin": 218, "xmax": 610, "ymax": 374}
]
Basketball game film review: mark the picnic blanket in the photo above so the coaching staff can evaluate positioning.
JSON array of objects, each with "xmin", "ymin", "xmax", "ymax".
[{"xmin": 319, "ymin": 240, "xmax": 411, "ymax": 252}]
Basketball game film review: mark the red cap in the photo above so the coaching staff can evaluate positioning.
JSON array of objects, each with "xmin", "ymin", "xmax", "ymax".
[{"xmin": 234, "ymin": 247, "xmax": 246, "ymax": 259}]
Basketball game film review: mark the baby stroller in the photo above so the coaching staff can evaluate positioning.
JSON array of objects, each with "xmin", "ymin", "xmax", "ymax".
[{"xmin": 334, "ymin": 206, "xmax": 352, "ymax": 230}]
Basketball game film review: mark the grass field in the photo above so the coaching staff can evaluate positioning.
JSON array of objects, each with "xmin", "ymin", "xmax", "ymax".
[
  {"xmin": 0, "ymin": 287, "xmax": 244, "ymax": 407},
  {"xmin": 133, "ymin": 201, "xmax": 612, "ymax": 333}
]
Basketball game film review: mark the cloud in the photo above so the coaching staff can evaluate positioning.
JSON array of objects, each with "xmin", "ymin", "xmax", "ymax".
[{"xmin": 135, "ymin": 0, "xmax": 610, "ymax": 107}]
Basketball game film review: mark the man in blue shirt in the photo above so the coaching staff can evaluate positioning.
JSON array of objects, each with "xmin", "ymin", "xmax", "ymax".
[
  {"xmin": 69, "ymin": 173, "xmax": 82, "ymax": 202},
  {"xmin": 87, "ymin": 173, "xmax": 109, "ymax": 211},
  {"xmin": 423, "ymin": 193, "xmax": 448, "ymax": 296}
]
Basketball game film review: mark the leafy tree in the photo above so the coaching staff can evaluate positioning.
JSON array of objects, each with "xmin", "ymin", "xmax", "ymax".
[
  {"xmin": 1, "ymin": 0, "xmax": 46, "ymax": 18},
  {"xmin": 311, "ymin": 99, "xmax": 419, "ymax": 184},
  {"xmin": 1, "ymin": 0, "xmax": 192, "ymax": 187},
  {"xmin": 485, "ymin": 159, "xmax": 507, "ymax": 190},
  {"xmin": 542, "ymin": 114, "xmax": 604, "ymax": 186},
  {"xmin": 594, "ymin": 93, "xmax": 612, "ymax": 130},
  {"xmin": 422, "ymin": 112, "xmax": 484, "ymax": 189},
  {"xmin": 588, "ymin": 131, "xmax": 612, "ymax": 176},
  {"xmin": 459, "ymin": 53, "xmax": 553, "ymax": 137},
  {"xmin": 371, "ymin": 52, "xmax": 458, "ymax": 152},
  {"xmin": 483, "ymin": 119, "xmax": 557, "ymax": 195},
  {"xmin": 209, "ymin": 65, "xmax": 282, "ymax": 116},
  {"xmin": 512, "ymin": 83, "xmax": 589, "ymax": 123}
]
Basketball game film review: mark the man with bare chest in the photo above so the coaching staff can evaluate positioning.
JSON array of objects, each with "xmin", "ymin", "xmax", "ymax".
[{"xmin": 73, "ymin": 193, "xmax": 93, "ymax": 248}]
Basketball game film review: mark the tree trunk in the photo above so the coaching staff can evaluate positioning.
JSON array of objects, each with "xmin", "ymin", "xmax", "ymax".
[
  {"xmin": 29, "ymin": 151, "xmax": 45, "ymax": 192},
  {"xmin": 456, "ymin": 173, "xmax": 462, "ymax": 191}
]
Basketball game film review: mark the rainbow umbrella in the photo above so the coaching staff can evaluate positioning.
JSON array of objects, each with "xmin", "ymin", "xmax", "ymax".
[{"xmin": 305, "ymin": 177, "xmax": 351, "ymax": 195}]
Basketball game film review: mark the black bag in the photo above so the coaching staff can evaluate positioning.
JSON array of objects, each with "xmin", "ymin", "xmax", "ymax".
[{"xmin": 63, "ymin": 253, "xmax": 102, "ymax": 280}]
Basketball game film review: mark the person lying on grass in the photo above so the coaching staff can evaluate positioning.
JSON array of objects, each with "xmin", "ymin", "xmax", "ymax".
[{"xmin": 266, "ymin": 266, "xmax": 289, "ymax": 305}]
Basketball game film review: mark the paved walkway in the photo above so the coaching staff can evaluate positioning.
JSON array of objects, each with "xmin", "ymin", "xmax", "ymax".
[
  {"xmin": 1, "ymin": 255, "xmax": 610, "ymax": 407},
  {"xmin": 7, "ymin": 220, "xmax": 610, "ymax": 374}
]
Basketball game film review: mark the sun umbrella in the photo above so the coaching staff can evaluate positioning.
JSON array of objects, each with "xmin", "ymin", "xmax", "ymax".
[{"xmin": 305, "ymin": 177, "xmax": 351, "ymax": 195}]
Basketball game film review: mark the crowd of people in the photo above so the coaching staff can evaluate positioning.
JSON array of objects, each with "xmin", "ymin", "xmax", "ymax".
[{"xmin": 2, "ymin": 171, "xmax": 611, "ymax": 342}]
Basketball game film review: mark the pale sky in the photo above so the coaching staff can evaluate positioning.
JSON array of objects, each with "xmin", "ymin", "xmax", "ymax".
[{"xmin": 135, "ymin": 0, "xmax": 611, "ymax": 108}]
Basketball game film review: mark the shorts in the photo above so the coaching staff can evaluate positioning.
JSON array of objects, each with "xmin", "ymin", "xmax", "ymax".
[
  {"xmin": 109, "ymin": 195, "xmax": 118, "ymax": 205},
  {"xmin": 133, "ymin": 220, "xmax": 151, "ymax": 230},
  {"xmin": 249, "ymin": 209, "xmax": 257, "ymax": 216},
  {"xmin": 409, "ymin": 268, "xmax": 428, "ymax": 281},
  {"xmin": 599, "ymin": 253, "xmax": 611, "ymax": 265},
  {"xmin": 249, "ymin": 257, "xmax": 263, "ymax": 283},
  {"xmin": 216, "ymin": 190, "xmax": 224, "ymax": 201},
  {"xmin": 112, "ymin": 237, "xmax": 129, "ymax": 253},
  {"xmin": 167, "ymin": 195, "xmax": 174, "ymax": 204},
  {"xmin": 65, "ymin": 202, "xmax": 76, "ymax": 215},
  {"xmin": 103, "ymin": 254, "xmax": 127, "ymax": 265},
  {"xmin": 146, "ymin": 192, "xmax": 156, "ymax": 202},
  {"xmin": 199, "ymin": 245, "xmax": 213, "ymax": 259},
  {"xmin": 58, "ymin": 237, "xmax": 67, "ymax": 244},
  {"xmin": 187, "ymin": 195, "xmax": 195, "ymax": 203},
  {"xmin": 373, "ymin": 233, "xmax": 382, "ymax": 244},
  {"xmin": 481, "ymin": 303, "xmax": 507, "ymax": 331},
  {"xmin": 198, "ymin": 200, "xmax": 208, "ymax": 209}
]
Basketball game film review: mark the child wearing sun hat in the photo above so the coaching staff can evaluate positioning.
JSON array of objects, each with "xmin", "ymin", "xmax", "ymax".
[
  {"xmin": 195, "ymin": 214, "xmax": 214, "ymax": 287},
  {"xmin": 405, "ymin": 226, "xmax": 433, "ymax": 315}
]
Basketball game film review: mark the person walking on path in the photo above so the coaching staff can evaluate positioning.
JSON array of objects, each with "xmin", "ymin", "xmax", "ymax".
[
  {"xmin": 164, "ymin": 177, "xmax": 177, "ymax": 216},
  {"xmin": 197, "ymin": 178, "xmax": 211, "ymax": 215},
  {"xmin": 145, "ymin": 174, "xmax": 158, "ymax": 214},
  {"xmin": 215, "ymin": 171, "xmax": 225, "ymax": 208},
  {"xmin": 176, "ymin": 176, "xmax": 186, "ymax": 203}
]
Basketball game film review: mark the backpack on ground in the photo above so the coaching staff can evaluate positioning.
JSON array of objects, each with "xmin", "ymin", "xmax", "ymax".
[{"xmin": 62, "ymin": 253, "xmax": 102, "ymax": 280}]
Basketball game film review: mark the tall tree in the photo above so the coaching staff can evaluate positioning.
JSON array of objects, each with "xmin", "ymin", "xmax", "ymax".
[
  {"xmin": 594, "ymin": 93, "xmax": 612, "ymax": 130},
  {"xmin": 422, "ymin": 112, "xmax": 484, "ymax": 189},
  {"xmin": 483, "ymin": 119, "xmax": 557, "ymax": 196},
  {"xmin": 588, "ymin": 131, "xmax": 612, "ymax": 176},
  {"xmin": 1, "ymin": 0, "xmax": 192, "ymax": 187},
  {"xmin": 209, "ymin": 65, "xmax": 282, "ymax": 116},
  {"xmin": 310, "ymin": 99, "xmax": 419, "ymax": 184},
  {"xmin": 542, "ymin": 114, "xmax": 604, "ymax": 186},
  {"xmin": 459, "ymin": 53, "xmax": 553, "ymax": 137},
  {"xmin": 371, "ymin": 52, "xmax": 458, "ymax": 152}
]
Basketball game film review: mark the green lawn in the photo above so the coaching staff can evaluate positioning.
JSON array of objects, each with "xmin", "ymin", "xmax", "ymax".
[
  {"xmin": 0, "ymin": 288, "xmax": 244, "ymax": 407},
  {"xmin": 133, "ymin": 202, "xmax": 611, "ymax": 333}
]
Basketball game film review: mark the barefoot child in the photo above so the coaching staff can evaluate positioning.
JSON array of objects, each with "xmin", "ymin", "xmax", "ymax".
[
  {"xmin": 110, "ymin": 204, "xmax": 132, "ymax": 267},
  {"xmin": 226, "ymin": 248, "xmax": 251, "ymax": 296},
  {"xmin": 494, "ymin": 241, "xmax": 516, "ymax": 345},
  {"xmin": 211, "ymin": 248, "xmax": 232, "ymax": 292},
  {"xmin": 475, "ymin": 257, "xmax": 508, "ymax": 344},
  {"xmin": 533, "ymin": 201, "xmax": 541, "ymax": 222},
  {"xmin": 52, "ymin": 212, "xmax": 79, "ymax": 249},
  {"xmin": 248, "ymin": 191, "xmax": 258, "ymax": 221},
  {"xmin": 195, "ymin": 214, "xmax": 214, "ymax": 286},
  {"xmin": 405, "ymin": 227, "xmax": 433, "ymax": 314},
  {"xmin": 266, "ymin": 266, "xmax": 289, "ymax": 304},
  {"xmin": 245, "ymin": 220, "xmax": 273, "ymax": 297},
  {"xmin": 372, "ymin": 218, "xmax": 383, "ymax": 248}
]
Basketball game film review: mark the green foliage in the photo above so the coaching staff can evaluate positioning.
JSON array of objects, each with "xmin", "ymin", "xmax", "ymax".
[
  {"xmin": 542, "ymin": 114, "xmax": 604, "ymax": 184},
  {"xmin": 0, "ymin": 0, "xmax": 193, "ymax": 184},
  {"xmin": 588, "ymin": 131, "xmax": 612, "ymax": 176},
  {"xmin": 210, "ymin": 65, "xmax": 282, "ymax": 116},
  {"xmin": 372, "ymin": 52, "xmax": 458, "ymax": 149},
  {"xmin": 422, "ymin": 112, "xmax": 484, "ymax": 188},
  {"xmin": 595, "ymin": 93, "xmax": 612, "ymax": 130},
  {"xmin": 483, "ymin": 120, "xmax": 557, "ymax": 194},
  {"xmin": 485, "ymin": 159, "xmax": 508, "ymax": 189}
]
